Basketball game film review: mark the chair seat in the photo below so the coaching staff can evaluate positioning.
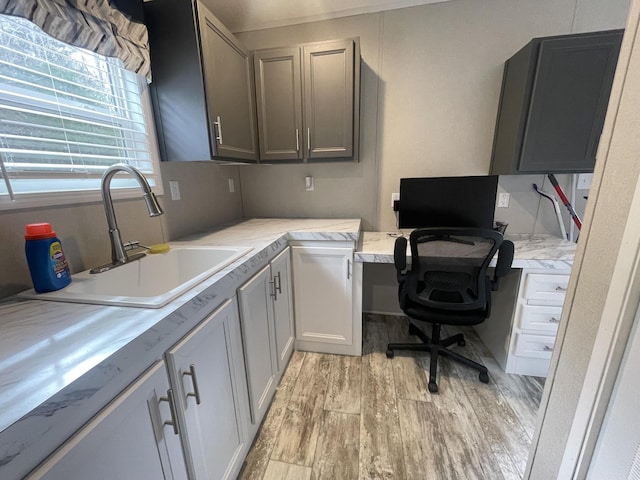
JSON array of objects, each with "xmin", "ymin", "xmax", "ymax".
[{"xmin": 403, "ymin": 304, "xmax": 487, "ymax": 326}]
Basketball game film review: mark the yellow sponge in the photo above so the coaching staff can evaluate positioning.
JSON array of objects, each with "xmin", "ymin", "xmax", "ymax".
[{"xmin": 147, "ymin": 243, "xmax": 170, "ymax": 254}]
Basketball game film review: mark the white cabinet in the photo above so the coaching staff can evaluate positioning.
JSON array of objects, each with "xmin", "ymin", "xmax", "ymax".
[
  {"xmin": 238, "ymin": 248, "xmax": 295, "ymax": 429},
  {"xmin": 27, "ymin": 361, "xmax": 187, "ymax": 480},
  {"xmin": 292, "ymin": 244, "xmax": 360, "ymax": 355},
  {"xmin": 166, "ymin": 299, "xmax": 251, "ymax": 480},
  {"xmin": 271, "ymin": 248, "xmax": 296, "ymax": 372},
  {"xmin": 238, "ymin": 264, "xmax": 278, "ymax": 425},
  {"xmin": 475, "ymin": 268, "xmax": 570, "ymax": 377}
]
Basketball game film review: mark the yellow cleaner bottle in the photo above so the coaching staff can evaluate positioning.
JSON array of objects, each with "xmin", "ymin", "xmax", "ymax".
[{"xmin": 25, "ymin": 223, "xmax": 71, "ymax": 293}]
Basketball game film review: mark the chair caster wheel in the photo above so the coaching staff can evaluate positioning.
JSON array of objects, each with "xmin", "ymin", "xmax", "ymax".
[
  {"xmin": 428, "ymin": 381, "xmax": 439, "ymax": 393},
  {"xmin": 457, "ymin": 338, "xmax": 466, "ymax": 347},
  {"xmin": 386, "ymin": 349, "xmax": 394, "ymax": 359},
  {"xmin": 479, "ymin": 372, "xmax": 489, "ymax": 384},
  {"xmin": 408, "ymin": 324, "xmax": 419, "ymax": 336}
]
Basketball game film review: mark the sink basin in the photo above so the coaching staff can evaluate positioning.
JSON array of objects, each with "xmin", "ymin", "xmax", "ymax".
[{"xmin": 19, "ymin": 246, "xmax": 252, "ymax": 308}]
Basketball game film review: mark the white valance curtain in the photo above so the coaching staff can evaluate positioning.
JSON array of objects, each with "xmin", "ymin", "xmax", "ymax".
[{"xmin": 0, "ymin": 0, "xmax": 151, "ymax": 80}]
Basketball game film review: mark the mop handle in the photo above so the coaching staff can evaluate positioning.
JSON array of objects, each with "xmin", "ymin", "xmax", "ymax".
[{"xmin": 547, "ymin": 174, "xmax": 582, "ymax": 230}]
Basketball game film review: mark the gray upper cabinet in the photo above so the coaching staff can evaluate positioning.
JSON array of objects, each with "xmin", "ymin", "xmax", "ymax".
[
  {"xmin": 253, "ymin": 39, "xmax": 361, "ymax": 163},
  {"xmin": 254, "ymin": 48, "xmax": 303, "ymax": 162},
  {"xmin": 490, "ymin": 30, "xmax": 623, "ymax": 175},
  {"xmin": 145, "ymin": 0, "xmax": 258, "ymax": 162}
]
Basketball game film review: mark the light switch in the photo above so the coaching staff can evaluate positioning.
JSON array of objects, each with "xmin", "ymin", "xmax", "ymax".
[
  {"xmin": 169, "ymin": 181, "xmax": 181, "ymax": 201},
  {"xmin": 228, "ymin": 178, "xmax": 235, "ymax": 193}
]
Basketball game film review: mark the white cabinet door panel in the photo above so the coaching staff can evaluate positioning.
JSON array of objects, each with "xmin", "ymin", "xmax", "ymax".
[
  {"xmin": 271, "ymin": 248, "xmax": 295, "ymax": 372},
  {"xmin": 27, "ymin": 362, "xmax": 186, "ymax": 480},
  {"xmin": 166, "ymin": 299, "xmax": 249, "ymax": 480},
  {"xmin": 238, "ymin": 265, "xmax": 278, "ymax": 424},
  {"xmin": 292, "ymin": 246, "xmax": 353, "ymax": 346}
]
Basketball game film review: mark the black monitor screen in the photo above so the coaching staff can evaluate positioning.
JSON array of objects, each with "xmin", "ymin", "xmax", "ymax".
[{"xmin": 397, "ymin": 176, "xmax": 498, "ymax": 229}]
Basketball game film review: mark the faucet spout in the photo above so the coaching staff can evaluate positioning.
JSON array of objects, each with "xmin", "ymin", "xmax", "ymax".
[{"xmin": 92, "ymin": 164, "xmax": 163, "ymax": 273}]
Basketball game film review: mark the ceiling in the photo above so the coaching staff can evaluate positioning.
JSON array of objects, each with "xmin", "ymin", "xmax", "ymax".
[{"xmin": 199, "ymin": 0, "xmax": 451, "ymax": 33}]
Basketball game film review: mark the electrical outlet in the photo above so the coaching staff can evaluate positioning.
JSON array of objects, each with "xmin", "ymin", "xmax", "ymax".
[
  {"xmin": 391, "ymin": 192, "xmax": 400, "ymax": 209},
  {"xmin": 498, "ymin": 192, "xmax": 510, "ymax": 208},
  {"xmin": 228, "ymin": 178, "xmax": 235, "ymax": 193},
  {"xmin": 169, "ymin": 181, "xmax": 181, "ymax": 201},
  {"xmin": 305, "ymin": 176, "xmax": 314, "ymax": 191},
  {"xmin": 577, "ymin": 173, "xmax": 593, "ymax": 190}
]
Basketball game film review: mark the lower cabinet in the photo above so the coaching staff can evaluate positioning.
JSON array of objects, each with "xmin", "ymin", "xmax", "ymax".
[
  {"xmin": 238, "ymin": 247, "xmax": 295, "ymax": 431},
  {"xmin": 475, "ymin": 268, "xmax": 570, "ymax": 377},
  {"xmin": 291, "ymin": 243, "xmax": 357, "ymax": 355},
  {"xmin": 27, "ymin": 361, "xmax": 188, "ymax": 480},
  {"xmin": 166, "ymin": 298, "xmax": 251, "ymax": 480}
]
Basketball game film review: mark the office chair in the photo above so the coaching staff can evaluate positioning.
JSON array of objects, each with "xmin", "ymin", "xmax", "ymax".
[{"xmin": 386, "ymin": 227, "xmax": 514, "ymax": 393}]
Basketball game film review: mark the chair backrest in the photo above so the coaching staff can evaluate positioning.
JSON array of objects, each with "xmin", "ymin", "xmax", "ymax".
[{"xmin": 404, "ymin": 227, "xmax": 503, "ymax": 312}]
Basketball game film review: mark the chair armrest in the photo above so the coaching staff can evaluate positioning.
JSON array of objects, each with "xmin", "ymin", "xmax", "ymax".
[
  {"xmin": 394, "ymin": 236, "xmax": 408, "ymax": 281},
  {"xmin": 492, "ymin": 240, "xmax": 514, "ymax": 291}
]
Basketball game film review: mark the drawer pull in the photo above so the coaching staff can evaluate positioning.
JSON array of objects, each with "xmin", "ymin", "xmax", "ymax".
[
  {"xmin": 543, "ymin": 345, "xmax": 553, "ymax": 352},
  {"xmin": 159, "ymin": 389, "xmax": 180, "ymax": 435},
  {"xmin": 549, "ymin": 317, "xmax": 560, "ymax": 324},
  {"xmin": 183, "ymin": 364, "xmax": 202, "ymax": 405},
  {"xmin": 555, "ymin": 286, "xmax": 567, "ymax": 292}
]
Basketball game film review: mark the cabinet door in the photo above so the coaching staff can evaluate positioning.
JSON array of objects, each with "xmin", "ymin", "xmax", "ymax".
[
  {"xmin": 271, "ymin": 247, "xmax": 295, "ymax": 373},
  {"xmin": 27, "ymin": 362, "xmax": 187, "ymax": 480},
  {"xmin": 166, "ymin": 299, "xmax": 250, "ymax": 480},
  {"xmin": 197, "ymin": 2, "xmax": 258, "ymax": 161},
  {"xmin": 303, "ymin": 39, "xmax": 355, "ymax": 159},
  {"xmin": 254, "ymin": 47, "xmax": 303, "ymax": 161},
  {"xmin": 519, "ymin": 32, "xmax": 622, "ymax": 172},
  {"xmin": 238, "ymin": 265, "xmax": 278, "ymax": 424},
  {"xmin": 292, "ymin": 246, "xmax": 353, "ymax": 346}
]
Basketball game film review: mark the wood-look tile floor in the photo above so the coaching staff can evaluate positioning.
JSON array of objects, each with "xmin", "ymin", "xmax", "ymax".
[{"xmin": 238, "ymin": 314, "xmax": 544, "ymax": 480}]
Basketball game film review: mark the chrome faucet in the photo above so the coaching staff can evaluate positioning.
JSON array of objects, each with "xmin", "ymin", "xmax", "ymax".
[{"xmin": 90, "ymin": 164, "xmax": 163, "ymax": 274}]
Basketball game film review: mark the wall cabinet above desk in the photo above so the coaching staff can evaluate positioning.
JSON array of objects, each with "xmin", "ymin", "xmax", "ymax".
[
  {"xmin": 145, "ymin": 0, "xmax": 258, "ymax": 162},
  {"xmin": 253, "ymin": 39, "xmax": 361, "ymax": 163},
  {"xmin": 490, "ymin": 30, "xmax": 623, "ymax": 174}
]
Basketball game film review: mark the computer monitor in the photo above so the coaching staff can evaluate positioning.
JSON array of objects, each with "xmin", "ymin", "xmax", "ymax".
[{"xmin": 397, "ymin": 175, "xmax": 498, "ymax": 229}]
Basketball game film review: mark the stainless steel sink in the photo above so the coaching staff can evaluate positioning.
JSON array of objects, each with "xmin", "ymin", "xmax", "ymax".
[{"xmin": 19, "ymin": 246, "xmax": 252, "ymax": 308}]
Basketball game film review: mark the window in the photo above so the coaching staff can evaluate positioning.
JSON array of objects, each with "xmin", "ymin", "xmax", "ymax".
[{"xmin": 0, "ymin": 14, "xmax": 161, "ymax": 209}]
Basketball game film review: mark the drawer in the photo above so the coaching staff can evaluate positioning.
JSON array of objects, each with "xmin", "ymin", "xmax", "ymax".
[
  {"xmin": 523, "ymin": 273, "xmax": 570, "ymax": 306},
  {"xmin": 514, "ymin": 332, "xmax": 556, "ymax": 359},
  {"xmin": 518, "ymin": 305, "xmax": 562, "ymax": 334}
]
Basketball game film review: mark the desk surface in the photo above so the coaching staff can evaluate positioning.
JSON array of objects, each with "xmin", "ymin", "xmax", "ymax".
[{"xmin": 356, "ymin": 232, "xmax": 577, "ymax": 270}]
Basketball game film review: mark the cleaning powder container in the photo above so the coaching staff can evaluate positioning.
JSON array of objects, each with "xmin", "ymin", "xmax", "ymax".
[{"xmin": 25, "ymin": 223, "xmax": 71, "ymax": 293}]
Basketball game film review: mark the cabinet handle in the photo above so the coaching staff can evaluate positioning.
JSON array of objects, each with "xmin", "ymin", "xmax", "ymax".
[
  {"xmin": 159, "ymin": 388, "xmax": 179, "ymax": 435},
  {"xmin": 275, "ymin": 271, "xmax": 282, "ymax": 294},
  {"xmin": 549, "ymin": 317, "xmax": 560, "ymax": 324},
  {"xmin": 347, "ymin": 259, "xmax": 351, "ymax": 279},
  {"xmin": 543, "ymin": 345, "xmax": 553, "ymax": 352},
  {"xmin": 555, "ymin": 285, "xmax": 567, "ymax": 292},
  {"xmin": 269, "ymin": 278, "xmax": 277, "ymax": 300},
  {"xmin": 214, "ymin": 116, "xmax": 223, "ymax": 145},
  {"xmin": 183, "ymin": 364, "xmax": 201, "ymax": 405},
  {"xmin": 307, "ymin": 128, "xmax": 311, "ymax": 155},
  {"xmin": 295, "ymin": 129, "xmax": 300, "ymax": 153}
]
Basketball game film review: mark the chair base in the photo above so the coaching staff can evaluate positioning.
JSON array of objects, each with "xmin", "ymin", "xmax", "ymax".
[{"xmin": 386, "ymin": 322, "xmax": 489, "ymax": 393}]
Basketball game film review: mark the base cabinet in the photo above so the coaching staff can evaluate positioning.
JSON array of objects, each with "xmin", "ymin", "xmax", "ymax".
[
  {"xmin": 166, "ymin": 299, "xmax": 251, "ymax": 480},
  {"xmin": 238, "ymin": 248, "xmax": 295, "ymax": 431},
  {"xmin": 475, "ymin": 268, "xmax": 570, "ymax": 377},
  {"xmin": 292, "ymin": 244, "xmax": 356, "ymax": 354},
  {"xmin": 26, "ymin": 362, "xmax": 188, "ymax": 480}
]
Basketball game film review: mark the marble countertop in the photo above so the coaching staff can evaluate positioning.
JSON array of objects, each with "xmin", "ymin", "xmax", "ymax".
[
  {"xmin": 357, "ymin": 231, "xmax": 577, "ymax": 270},
  {"xmin": 0, "ymin": 218, "xmax": 360, "ymax": 478}
]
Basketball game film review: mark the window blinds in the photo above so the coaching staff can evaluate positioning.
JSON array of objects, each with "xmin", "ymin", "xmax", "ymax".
[{"xmin": 0, "ymin": 14, "xmax": 159, "ymax": 203}]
